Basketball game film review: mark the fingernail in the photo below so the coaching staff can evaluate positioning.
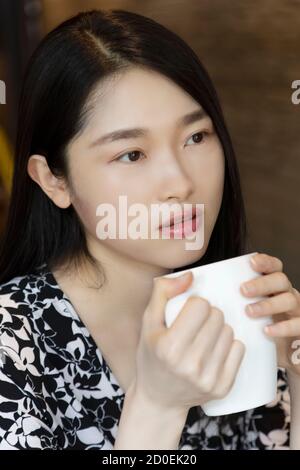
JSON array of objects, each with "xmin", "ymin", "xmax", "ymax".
[
  {"xmin": 246, "ymin": 303, "xmax": 262, "ymax": 315},
  {"xmin": 242, "ymin": 282, "xmax": 255, "ymax": 295},
  {"xmin": 178, "ymin": 271, "xmax": 190, "ymax": 280},
  {"xmin": 250, "ymin": 256, "xmax": 258, "ymax": 267}
]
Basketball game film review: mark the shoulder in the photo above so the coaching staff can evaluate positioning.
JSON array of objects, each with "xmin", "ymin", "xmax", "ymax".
[
  {"xmin": 0, "ymin": 266, "xmax": 64, "ymax": 330},
  {"xmin": 0, "ymin": 265, "xmax": 61, "ymax": 310},
  {"xmin": 0, "ymin": 271, "xmax": 44, "ymax": 376},
  {"xmin": 0, "ymin": 268, "xmax": 51, "ymax": 330},
  {"xmin": 0, "ymin": 266, "xmax": 76, "ymax": 376},
  {"xmin": 0, "ymin": 272, "xmax": 49, "ymax": 447},
  {"xmin": 0, "ymin": 267, "xmax": 61, "ymax": 377}
]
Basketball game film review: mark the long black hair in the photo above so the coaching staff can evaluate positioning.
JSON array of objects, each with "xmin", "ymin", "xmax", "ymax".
[{"xmin": 0, "ymin": 9, "xmax": 251, "ymax": 284}]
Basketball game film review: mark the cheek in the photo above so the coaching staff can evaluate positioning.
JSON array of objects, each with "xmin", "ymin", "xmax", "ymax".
[
  {"xmin": 192, "ymin": 137, "xmax": 224, "ymax": 187},
  {"xmin": 198, "ymin": 147, "xmax": 225, "ymax": 229},
  {"xmin": 210, "ymin": 156, "xmax": 225, "ymax": 210},
  {"xmin": 69, "ymin": 174, "xmax": 113, "ymax": 237},
  {"xmin": 72, "ymin": 195, "xmax": 100, "ymax": 238},
  {"xmin": 70, "ymin": 171, "xmax": 146, "ymax": 240}
]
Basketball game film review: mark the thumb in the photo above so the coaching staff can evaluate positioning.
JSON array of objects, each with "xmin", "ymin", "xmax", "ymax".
[{"xmin": 147, "ymin": 271, "xmax": 193, "ymax": 330}]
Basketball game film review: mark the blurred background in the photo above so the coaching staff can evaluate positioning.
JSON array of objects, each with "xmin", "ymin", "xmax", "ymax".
[{"xmin": 0, "ymin": 0, "xmax": 299, "ymax": 285}]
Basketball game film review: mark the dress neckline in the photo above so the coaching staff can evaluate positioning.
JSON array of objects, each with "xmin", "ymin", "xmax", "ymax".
[{"xmin": 37, "ymin": 263, "xmax": 126, "ymax": 399}]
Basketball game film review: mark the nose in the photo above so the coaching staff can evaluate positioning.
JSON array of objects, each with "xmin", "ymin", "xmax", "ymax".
[{"xmin": 157, "ymin": 152, "xmax": 194, "ymax": 202}]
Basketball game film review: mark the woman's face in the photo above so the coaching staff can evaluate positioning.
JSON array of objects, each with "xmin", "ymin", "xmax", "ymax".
[{"xmin": 64, "ymin": 67, "xmax": 225, "ymax": 271}]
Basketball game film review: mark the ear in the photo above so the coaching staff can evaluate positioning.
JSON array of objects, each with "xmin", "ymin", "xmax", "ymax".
[{"xmin": 27, "ymin": 154, "xmax": 71, "ymax": 209}]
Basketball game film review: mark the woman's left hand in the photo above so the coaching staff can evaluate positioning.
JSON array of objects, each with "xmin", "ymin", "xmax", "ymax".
[{"xmin": 240, "ymin": 252, "xmax": 300, "ymax": 376}]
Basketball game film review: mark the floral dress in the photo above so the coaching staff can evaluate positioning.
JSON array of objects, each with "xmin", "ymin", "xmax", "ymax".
[{"xmin": 0, "ymin": 265, "xmax": 290, "ymax": 449}]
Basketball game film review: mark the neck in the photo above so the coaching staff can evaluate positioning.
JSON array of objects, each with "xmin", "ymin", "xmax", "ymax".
[{"xmin": 52, "ymin": 238, "xmax": 172, "ymax": 330}]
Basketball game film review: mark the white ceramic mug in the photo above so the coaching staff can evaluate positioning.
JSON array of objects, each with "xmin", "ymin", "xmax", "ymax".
[{"xmin": 160, "ymin": 252, "xmax": 277, "ymax": 416}]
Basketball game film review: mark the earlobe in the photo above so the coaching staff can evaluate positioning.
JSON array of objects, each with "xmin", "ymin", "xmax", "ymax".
[
  {"xmin": 53, "ymin": 191, "xmax": 72, "ymax": 209},
  {"xmin": 27, "ymin": 154, "xmax": 72, "ymax": 209}
]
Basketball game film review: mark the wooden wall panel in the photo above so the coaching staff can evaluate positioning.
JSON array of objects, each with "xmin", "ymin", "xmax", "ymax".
[{"xmin": 39, "ymin": 0, "xmax": 300, "ymax": 286}]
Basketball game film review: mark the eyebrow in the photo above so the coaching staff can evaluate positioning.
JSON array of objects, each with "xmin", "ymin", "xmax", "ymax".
[{"xmin": 89, "ymin": 108, "xmax": 208, "ymax": 148}]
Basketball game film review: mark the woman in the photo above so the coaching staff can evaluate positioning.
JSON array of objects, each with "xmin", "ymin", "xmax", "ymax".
[{"xmin": 0, "ymin": 9, "xmax": 299, "ymax": 450}]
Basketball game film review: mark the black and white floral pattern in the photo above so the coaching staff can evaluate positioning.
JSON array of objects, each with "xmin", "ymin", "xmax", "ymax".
[{"xmin": 0, "ymin": 265, "xmax": 290, "ymax": 449}]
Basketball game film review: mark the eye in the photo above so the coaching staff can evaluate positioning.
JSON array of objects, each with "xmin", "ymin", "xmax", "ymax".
[
  {"xmin": 114, "ymin": 131, "xmax": 208, "ymax": 163},
  {"xmin": 114, "ymin": 150, "xmax": 145, "ymax": 163},
  {"xmin": 185, "ymin": 131, "xmax": 208, "ymax": 147}
]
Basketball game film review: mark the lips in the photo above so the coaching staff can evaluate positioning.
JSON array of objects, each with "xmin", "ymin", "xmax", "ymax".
[{"xmin": 159, "ymin": 207, "xmax": 197, "ymax": 230}]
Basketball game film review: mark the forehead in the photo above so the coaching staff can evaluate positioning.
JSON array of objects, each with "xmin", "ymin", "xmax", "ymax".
[{"xmin": 84, "ymin": 67, "xmax": 204, "ymax": 131}]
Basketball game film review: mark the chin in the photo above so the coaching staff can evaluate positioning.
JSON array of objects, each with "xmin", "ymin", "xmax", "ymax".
[{"xmin": 156, "ymin": 248, "xmax": 205, "ymax": 271}]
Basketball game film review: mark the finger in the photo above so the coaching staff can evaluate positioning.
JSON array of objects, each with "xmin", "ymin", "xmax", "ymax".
[
  {"xmin": 250, "ymin": 253, "xmax": 283, "ymax": 274},
  {"xmin": 187, "ymin": 307, "xmax": 225, "ymax": 362},
  {"xmin": 245, "ymin": 291, "xmax": 299, "ymax": 317},
  {"xmin": 264, "ymin": 317, "xmax": 300, "ymax": 338},
  {"xmin": 241, "ymin": 271, "xmax": 291, "ymax": 298},
  {"xmin": 212, "ymin": 340, "xmax": 246, "ymax": 398},
  {"xmin": 198, "ymin": 324, "xmax": 234, "ymax": 387},
  {"xmin": 164, "ymin": 296, "xmax": 211, "ymax": 353},
  {"xmin": 292, "ymin": 287, "xmax": 300, "ymax": 299},
  {"xmin": 145, "ymin": 271, "xmax": 193, "ymax": 330}
]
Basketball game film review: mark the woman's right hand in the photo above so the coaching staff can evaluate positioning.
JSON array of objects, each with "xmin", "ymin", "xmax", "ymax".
[{"xmin": 132, "ymin": 270, "xmax": 246, "ymax": 413}]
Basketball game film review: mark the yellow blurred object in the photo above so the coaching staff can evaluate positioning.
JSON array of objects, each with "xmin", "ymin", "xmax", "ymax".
[{"xmin": 0, "ymin": 127, "xmax": 13, "ymax": 195}]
